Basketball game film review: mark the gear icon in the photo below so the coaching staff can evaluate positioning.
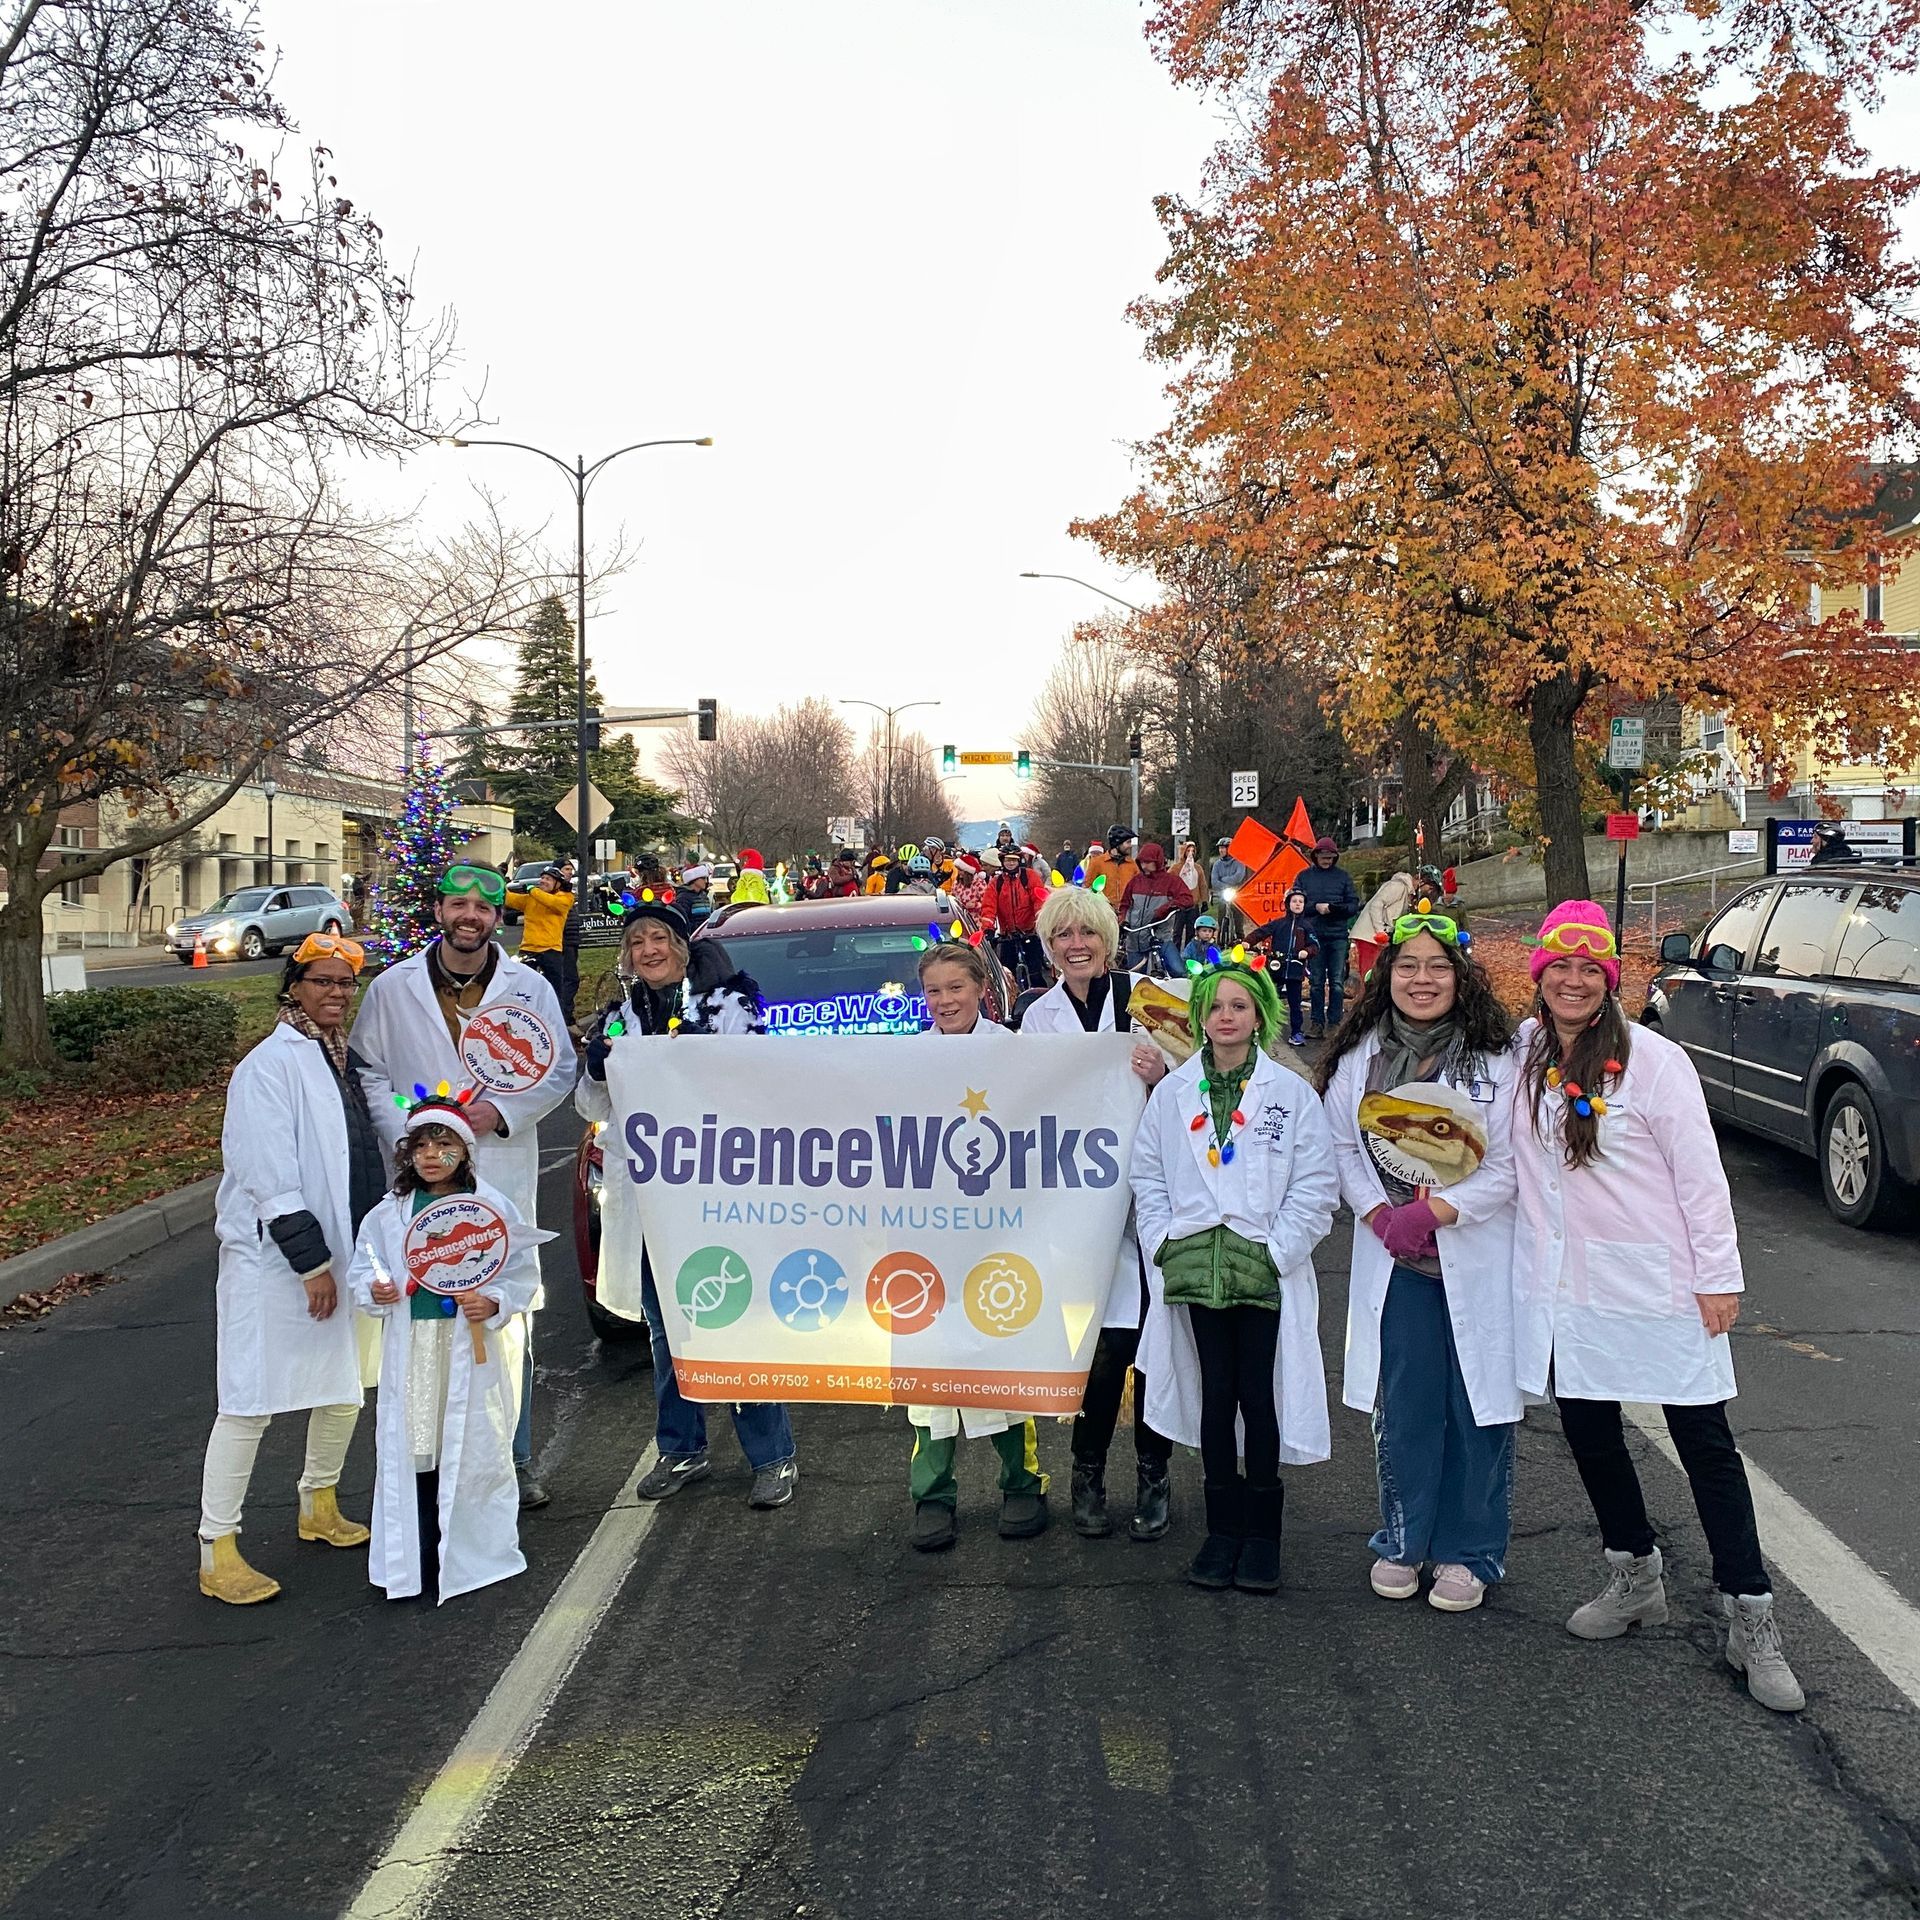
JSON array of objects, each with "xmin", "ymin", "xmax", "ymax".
[{"xmin": 963, "ymin": 1252, "xmax": 1042, "ymax": 1338}]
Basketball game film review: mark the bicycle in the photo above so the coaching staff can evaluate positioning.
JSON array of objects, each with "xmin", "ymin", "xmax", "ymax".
[{"xmin": 1122, "ymin": 908, "xmax": 1183, "ymax": 979}]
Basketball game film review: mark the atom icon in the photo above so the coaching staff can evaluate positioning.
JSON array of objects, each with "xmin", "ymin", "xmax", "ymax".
[
  {"xmin": 673, "ymin": 1246, "xmax": 754, "ymax": 1330},
  {"xmin": 963, "ymin": 1252, "xmax": 1042, "ymax": 1339},
  {"xmin": 865, "ymin": 1252, "xmax": 946, "ymax": 1335},
  {"xmin": 769, "ymin": 1248, "xmax": 850, "ymax": 1332}
]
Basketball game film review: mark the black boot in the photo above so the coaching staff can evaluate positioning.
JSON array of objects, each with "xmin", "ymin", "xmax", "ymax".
[
  {"xmin": 1071, "ymin": 1460, "xmax": 1112, "ymax": 1538},
  {"xmin": 1129, "ymin": 1456, "xmax": 1171, "ymax": 1542},
  {"xmin": 1186, "ymin": 1478, "xmax": 1242, "ymax": 1589},
  {"xmin": 1235, "ymin": 1482, "xmax": 1285, "ymax": 1592}
]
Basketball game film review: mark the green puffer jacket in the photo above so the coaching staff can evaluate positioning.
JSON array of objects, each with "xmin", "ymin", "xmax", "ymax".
[{"xmin": 1156, "ymin": 1224, "xmax": 1280, "ymax": 1311}]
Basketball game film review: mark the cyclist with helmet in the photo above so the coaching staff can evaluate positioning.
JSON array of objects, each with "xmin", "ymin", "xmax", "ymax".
[
  {"xmin": 1084, "ymin": 826, "xmax": 1139, "ymax": 903},
  {"xmin": 980, "ymin": 843, "xmax": 1050, "ymax": 987},
  {"xmin": 900, "ymin": 852, "xmax": 940, "ymax": 897}
]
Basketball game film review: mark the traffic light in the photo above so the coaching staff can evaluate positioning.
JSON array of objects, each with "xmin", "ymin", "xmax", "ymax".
[
  {"xmin": 1127, "ymin": 732, "xmax": 1143, "ymax": 762},
  {"xmin": 942, "ymin": 743, "xmax": 957, "ymax": 773},
  {"xmin": 1016, "ymin": 749, "xmax": 1032, "ymax": 780},
  {"xmin": 697, "ymin": 697, "xmax": 717, "ymax": 742},
  {"xmin": 582, "ymin": 715, "xmax": 601, "ymax": 752}
]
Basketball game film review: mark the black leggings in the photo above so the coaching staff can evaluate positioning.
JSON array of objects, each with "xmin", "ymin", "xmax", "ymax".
[
  {"xmin": 1556, "ymin": 1396, "xmax": 1769, "ymax": 1597},
  {"xmin": 1190, "ymin": 1304, "xmax": 1281, "ymax": 1487},
  {"xmin": 1072, "ymin": 1325, "xmax": 1172, "ymax": 1467}
]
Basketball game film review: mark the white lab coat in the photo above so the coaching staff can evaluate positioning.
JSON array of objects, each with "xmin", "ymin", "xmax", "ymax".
[
  {"xmin": 1510, "ymin": 1019, "xmax": 1741, "ymax": 1406},
  {"xmin": 213, "ymin": 1023, "xmax": 379, "ymax": 1416},
  {"xmin": 1132, "ymin": 1050, "xmax": 1338, "ymax": 1465},
  {"xmin": 1324, "ymin": 1034, "xmax": 1523, "ymax": 1426},
  {"xmin": 1019, "ymin": 974, "xmax": 1151, "ymax": 1329},
  {"xmin": 909, "ymin": 1014, "xmax": 1022, "ymax": 1437},
  {"xmin": 352, "ymin": 944, "xmax": 577, "ymax": 1303},
  {"xmin": 574, "ymin": 984, "xmax": 762, "ymax": 1322},
  {"xmin": 345, "ymin": 1180, "xmax": 547, "ymax": 1602}
]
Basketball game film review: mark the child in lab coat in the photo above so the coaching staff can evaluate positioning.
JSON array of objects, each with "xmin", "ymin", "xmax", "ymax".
[
  {"xmin": 1133, "ymin": 959, "xmax": 1339, "ymax": 1594},
  {"xmin": 347, "ymin": 1090, "xmax": 542, "ymax": 1604}
]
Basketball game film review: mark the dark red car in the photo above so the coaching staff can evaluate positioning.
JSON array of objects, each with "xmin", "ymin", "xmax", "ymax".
[{"xmin": 574, "ymin": 892, "xmax": 1010, "ymax": 1341}]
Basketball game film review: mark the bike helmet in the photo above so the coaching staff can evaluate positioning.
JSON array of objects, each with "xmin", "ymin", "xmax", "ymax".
[{"xmin": 908, "ymin": 853, "xmax": 933, "ymax": 875}]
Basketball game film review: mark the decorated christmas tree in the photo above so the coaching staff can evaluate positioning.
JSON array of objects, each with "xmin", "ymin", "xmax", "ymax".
[{"xmin": 364, "ymin": 738, "xmax": 471, "ymax": 965}]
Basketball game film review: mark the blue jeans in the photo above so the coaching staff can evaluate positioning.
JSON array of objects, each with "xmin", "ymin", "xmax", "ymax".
[
  {"xmin": 1372, "ymin": 1264, "xmax": 1514, "ymax": 1584},
  {"xmin": 640, "ymin": 1261, "xmax": 795, "ymax": 1470},
  {"xmin": 1307, "ymin": 933, "xmax": 1349, "ymax": 1028},
  {"xmin": 513, "ymin": 1320, "xmax": 533, "ymax": 1469},
  {"xmin": 1156, "ymin": 939, "xmax": 1182, "ymax": 977}
]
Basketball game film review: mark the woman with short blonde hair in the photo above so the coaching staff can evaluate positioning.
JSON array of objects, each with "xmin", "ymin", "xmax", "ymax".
[{"xmin": 1020, "ymin": 885, "xmax": 1174, "ymax": 1542}]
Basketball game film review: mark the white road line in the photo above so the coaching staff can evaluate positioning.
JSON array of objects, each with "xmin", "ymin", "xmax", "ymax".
[
  {"xmin": 340, "ymin": 1443, "xmax": 662, "ymax": 1920},
  {"xmin": 1625, "ymin": 1404, "xmax": 1920, "ymax": 1711}
]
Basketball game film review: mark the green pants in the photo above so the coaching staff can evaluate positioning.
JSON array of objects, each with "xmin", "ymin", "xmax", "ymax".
[{"xmin": 910, "ymin": 1421, "xmax": 1044, "ymax": 1510}]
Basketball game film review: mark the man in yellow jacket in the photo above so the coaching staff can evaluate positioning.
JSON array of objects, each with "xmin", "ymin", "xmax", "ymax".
[{"xmin": 503, "ymin": 865, "xmax": 574, "ymax": 1010}]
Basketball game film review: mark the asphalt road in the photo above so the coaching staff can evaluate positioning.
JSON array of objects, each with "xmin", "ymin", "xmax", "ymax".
[{"xmin": 2, "ymin": 1116, "xmax": 1916, "ymax": 1920}]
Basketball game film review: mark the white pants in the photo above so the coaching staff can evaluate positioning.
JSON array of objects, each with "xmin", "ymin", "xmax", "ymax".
[{"xmin": 199, "ymin": 1404, "xmax": 359, "ymax": 1538}]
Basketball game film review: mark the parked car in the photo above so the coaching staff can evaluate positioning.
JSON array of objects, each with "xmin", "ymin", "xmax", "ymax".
[
  {"xmin": 1645, "ymin": 868, "xmax": 1920, "ymax": 1227},
  {"xmin": 167, "ymin": 885, "xmax": 349, "ymax": 963},
  {"xmin": 573, "ymin": 892, "xmax": 1011, "ymax": 1342}
]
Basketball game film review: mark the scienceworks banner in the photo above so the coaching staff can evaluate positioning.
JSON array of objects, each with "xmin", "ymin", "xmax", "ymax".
[{"xmin": 605, "ymin": 1033, "xmax": 1145, "ymax": 1409}]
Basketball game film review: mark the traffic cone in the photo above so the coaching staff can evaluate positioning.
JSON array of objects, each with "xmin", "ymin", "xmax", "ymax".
[{"xmin": 192, "ymin": 930, "xmax": 207, "ymax": 969}]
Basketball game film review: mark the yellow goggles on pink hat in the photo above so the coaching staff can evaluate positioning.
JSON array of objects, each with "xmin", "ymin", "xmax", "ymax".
[{"xmin": 1533, "ymin": 919, "xmax": 1617, "ymax": 961}]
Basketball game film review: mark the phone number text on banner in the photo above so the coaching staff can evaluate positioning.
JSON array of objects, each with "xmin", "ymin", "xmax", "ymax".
[{"xmin": 604, "ymin": 1033, "xmax": 1144, "ymax": 1409}]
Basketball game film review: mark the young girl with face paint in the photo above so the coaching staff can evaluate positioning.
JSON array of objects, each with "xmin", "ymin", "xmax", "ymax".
[
  {"xmin": 1131, "ymin": 961, "xmax": 1339, "ymax": 1593},
  {"xmin": 347, "ymin": 1094, "xmax": 545, "ymax": 1605},
  {"xmin": 1512, "ymin": 902, "xmax": 1804, "ymax": 1712}
]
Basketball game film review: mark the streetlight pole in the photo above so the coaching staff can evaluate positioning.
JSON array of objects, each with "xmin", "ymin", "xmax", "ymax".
[
  {"xmin": 839, "ymin": 699, "xmax": 939, "ymax": 850},
  {"xmin": 261, "ymin": 777, "xmax": 277, "ymax": 885},
  {"xmin": 447, "ymin": 434, "xmax": 713, "ymax": 883},
  {"xmin": 1020, "ymin": 571, "xmax": 1162, "ymax": 837}
]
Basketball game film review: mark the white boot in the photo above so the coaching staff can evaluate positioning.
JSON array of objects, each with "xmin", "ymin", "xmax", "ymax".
[
  {"xmin": 1566, "ymin": 1546, "xmax": 1668, "ymax": 1639},
  {"xmin": 1725, "ymin": 1593, "xmax": 1806, "ymax": 1712}
]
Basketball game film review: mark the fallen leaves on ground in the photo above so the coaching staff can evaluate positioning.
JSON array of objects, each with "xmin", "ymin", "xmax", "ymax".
[{"xmin": 1, "ymin": 1270, "xmax": 126, "ymax": 1323}]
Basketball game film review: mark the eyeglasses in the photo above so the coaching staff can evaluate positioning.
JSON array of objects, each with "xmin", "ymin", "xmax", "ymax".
[
  {"xmin": 1534, "ymin": 919, "xmax": 1616, "ymax": 961},
  {"xmin": 291, "ymin": 931, "xmax": 365, "ymax": 972},
  {"xmin": 439, "ymin": 864, "xmax": 506, "ymax": 904},
  {"xmin": 1391, "ymin": 911, "xmax": 1468, "ymax": 949},
  {"xmin": 303, "ymin": 973, "xmax": 357, "ymax": 991}
]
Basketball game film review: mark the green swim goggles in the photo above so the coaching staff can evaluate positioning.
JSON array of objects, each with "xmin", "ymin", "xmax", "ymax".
[
  {"xmin": 1392, "ymin": 904, "xmax": 1470, "ymax": 949},
  {"xmin": 439, "ymin": 864, "xmax": 506, "ymax": 905}
]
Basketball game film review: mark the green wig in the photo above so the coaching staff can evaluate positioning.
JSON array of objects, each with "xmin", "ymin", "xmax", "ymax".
[{"xmin": 1187, "ymin": 962, "xmax": 1285, "ymax": 1051}]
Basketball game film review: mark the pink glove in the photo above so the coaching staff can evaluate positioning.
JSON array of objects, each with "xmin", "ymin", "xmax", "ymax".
[{"xmin": 1379, "ymin": 1195, "xmax": 1440, "ymax": 1263}]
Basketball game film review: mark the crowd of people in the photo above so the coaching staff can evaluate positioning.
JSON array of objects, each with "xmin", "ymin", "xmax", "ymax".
[{"xmin": 196, "ymin": 838, "xmax": 1804, "ymax": 1716}]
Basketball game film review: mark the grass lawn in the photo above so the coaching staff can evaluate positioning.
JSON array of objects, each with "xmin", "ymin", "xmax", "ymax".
[{"xmin": 0, "ymin": 973, "xmax": 283, "ymax": 1265}]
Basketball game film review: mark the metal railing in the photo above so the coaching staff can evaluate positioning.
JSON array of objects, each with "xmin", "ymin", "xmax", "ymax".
[{"xmin": 1627, "ymin": 857, "xmax": 1764, "ymax": 942}]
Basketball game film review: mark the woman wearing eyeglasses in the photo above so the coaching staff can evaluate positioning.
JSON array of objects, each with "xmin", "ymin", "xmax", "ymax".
[
  {"xmin": 197, "ymin": 933, "xmax": 386, "ymax": 1604},
  {"xmin": 1316, "ymin": 905, "xmax": 1519, "ymax": 1614},
  {"xmin": 1513, "ymin": 902, "xmax": 1803, "ymax": 1711}
]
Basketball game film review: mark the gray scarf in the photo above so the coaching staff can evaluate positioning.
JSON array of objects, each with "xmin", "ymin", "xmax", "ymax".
[{"xmin": 1376, "ymin": 1008, "xmax": 1460, "ymax": 1088}]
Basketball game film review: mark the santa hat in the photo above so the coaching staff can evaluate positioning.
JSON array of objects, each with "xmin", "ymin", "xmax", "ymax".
[
  {"xmin": 1530, "ymin": 900, "xmax": 1621, "ymax": 992},
  {"xmin": 393, "ymin": 1081, "xmax": 478, "ymax": 1146},
  {"xmin": 680, "ymin": 863, "xmax": 712, "ymax": 883},
  {"xmin": 738, "ymin": 848, "xmax": 765, "ymax": 871}
]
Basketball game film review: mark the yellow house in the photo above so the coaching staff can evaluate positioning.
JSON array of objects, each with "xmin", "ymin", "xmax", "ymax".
[{"xmin": 1674, "ymin": 464, "xmax": 1920, "ymax": 827}]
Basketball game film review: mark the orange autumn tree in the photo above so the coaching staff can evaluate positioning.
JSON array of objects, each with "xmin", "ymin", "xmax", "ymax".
[{"xmin": 1081, "ymin": 0, "xmax": 1920, "ymax": 902}]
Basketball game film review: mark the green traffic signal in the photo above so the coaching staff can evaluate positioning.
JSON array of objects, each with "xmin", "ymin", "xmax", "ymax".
[
  {"xmin": 942, "ymin": 743, "xmax": 957, "ymax": 772},
  {"xmin": 1016, "ymin": 749, "xmax": 1031, "ymax": 780}
]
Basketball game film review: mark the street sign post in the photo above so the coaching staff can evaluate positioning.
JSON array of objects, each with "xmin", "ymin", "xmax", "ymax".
[
  {"xmin": 1170, "ymin": 806, "xmax": 1191, "ymax": 840},
  {"xmin": 1231, "ymin": 770, "xmax": 1259, "ymax": 809},
  {"xmin": 1608, "ymin": 717, "xmax": 1646, "ymax": 770}
]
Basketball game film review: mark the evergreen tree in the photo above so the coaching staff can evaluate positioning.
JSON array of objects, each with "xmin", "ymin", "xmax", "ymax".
[
  {"xmin": 493, "ymin": 593, "xmax": 692, "ymax": 860},
  {"xmin": 447, "ymin": 700, "xmax": 504, "ymax": 794},
  {"xmin": 364, "ymin": 740, "xmax": 470, "ymax": 965}
]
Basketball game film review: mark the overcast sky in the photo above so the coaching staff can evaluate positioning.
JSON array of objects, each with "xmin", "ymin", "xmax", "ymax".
[
  {"xmin": 256, "ymin": 2, "xmax": 1918, "ymax": 832},
  {"xmin": 256, "ymin": 0, "xmax": 1223, "ymax": 825}
]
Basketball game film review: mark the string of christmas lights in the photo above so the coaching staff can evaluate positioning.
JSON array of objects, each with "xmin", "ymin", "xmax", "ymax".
[{"xmin": 363, "ymin": 736, "xmax": 471, "ymax": 967}]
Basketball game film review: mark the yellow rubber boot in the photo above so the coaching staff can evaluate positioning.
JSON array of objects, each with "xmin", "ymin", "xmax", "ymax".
[
  {"xmin": 297, "ymin": 1485, "xmax": 371, "ymax": 1548},
  {"xmin": 199, "ymin": 1533, "xmax": 281, "ymax": 1605}
]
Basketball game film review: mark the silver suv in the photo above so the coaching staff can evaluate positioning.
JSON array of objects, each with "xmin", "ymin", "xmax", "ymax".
[{"xmin": 167, "ymin": 885, "xmax": 350, "ymax": 963}]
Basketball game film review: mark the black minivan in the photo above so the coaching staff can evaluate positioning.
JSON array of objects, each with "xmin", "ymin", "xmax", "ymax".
[{"xmin": 1646, "ymin": 868, "xmax": 1920, "ymax": 1228}]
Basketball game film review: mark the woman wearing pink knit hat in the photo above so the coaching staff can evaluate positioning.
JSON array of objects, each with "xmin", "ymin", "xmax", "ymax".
[{"xmin": 1511, "ymin": 900, "xmax": 1803, "ymax": 1712}]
